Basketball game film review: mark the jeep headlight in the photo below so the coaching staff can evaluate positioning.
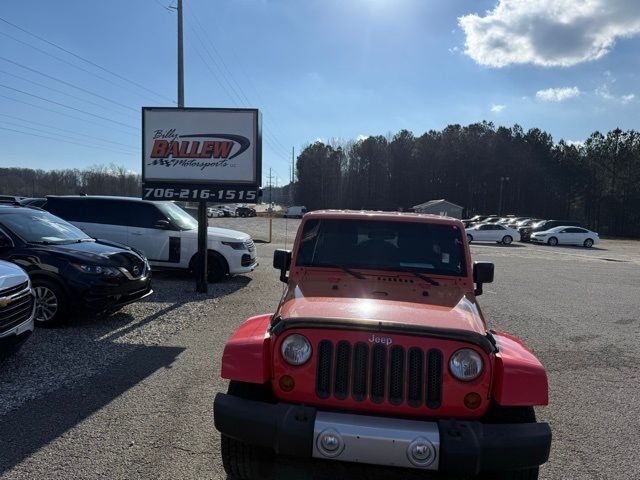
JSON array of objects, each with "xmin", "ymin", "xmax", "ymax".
[
  {"xmin": 281, "ymin": 334, "xmax": 312, "ymax": 366},
  {"xmin": 449, "ymin": 348, "xmax": 483, "ymax": 381}
]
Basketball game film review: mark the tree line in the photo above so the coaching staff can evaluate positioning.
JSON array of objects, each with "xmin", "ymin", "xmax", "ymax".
[
  {"xmin": 294, "ymin": 123, "xmax": 640, "ymax": 237},
  {"xmin": 0, "ymin": 164, "xmax": 141, "ymax": 198}
]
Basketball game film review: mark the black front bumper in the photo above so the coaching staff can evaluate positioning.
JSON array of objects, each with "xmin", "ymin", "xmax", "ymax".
[
  {"xmin": 214, "ymin": 393, "xmax": 552, "ymax": 475},
  {"xmin": 67, "ymin": 275, "xmax": 153, "ymax": 312}
]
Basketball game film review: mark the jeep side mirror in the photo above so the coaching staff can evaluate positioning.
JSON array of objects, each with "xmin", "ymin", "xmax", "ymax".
[
  {"xmin": 273, "ymin": 249, "xmax": 292, "ymax": 283},
  {"xmin": 473, "ymin": 261, "xmax": 494, "ymax": 296},
  {"xmin": 155, "ymin": 219, "xmax": 171, "ymax": 229}
]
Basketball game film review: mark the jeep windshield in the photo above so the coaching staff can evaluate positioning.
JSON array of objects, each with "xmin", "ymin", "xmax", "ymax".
[{"xmin": 296, "ymin": 219, "xmax": 467, "ymax": 277}]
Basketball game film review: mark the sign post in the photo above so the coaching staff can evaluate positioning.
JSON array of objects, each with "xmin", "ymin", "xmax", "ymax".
[{"xmin": 142, "ymin": 107, "xmax": 262, "ymax": 292}]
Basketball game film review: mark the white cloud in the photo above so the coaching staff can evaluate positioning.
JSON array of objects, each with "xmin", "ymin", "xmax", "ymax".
[
  {"xmin": 459, "ymin": 0, "xmax": 640, "ymax": 67},
  {"xmin": 448, "ymin": 46, "xmax": 460, "ymax": 54},
  {"xmin": 536, "ymin": 86, "xmax": 581, "ymax": 102},
  {"xmin": 490, "ymin": 104, "xmax": 506, "ymax": 113},
  {"xmin": 356, "ymin": 134, "xmax": 369, "ymax": 142},
  {"xmin": 595, "ymin": 73, "xmax": 635, "ymax": 103}
]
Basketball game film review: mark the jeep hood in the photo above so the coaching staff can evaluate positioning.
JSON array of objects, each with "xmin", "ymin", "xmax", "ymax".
[{"xmin": 278, "ymin": 281, "xmax": 487, "ymax": 336}]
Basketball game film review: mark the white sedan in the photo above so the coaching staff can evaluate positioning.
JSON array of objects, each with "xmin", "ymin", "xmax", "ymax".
[
  {"xmin": 465, "ymin": 223, "xmax": 521, "ymax": 245},
  {"xmin": 530, "ymin": 226, "xmax": 599, "ymax": 248}
]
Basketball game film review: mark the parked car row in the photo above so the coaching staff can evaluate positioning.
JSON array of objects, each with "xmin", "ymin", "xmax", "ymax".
[
  {"xmin": 207, "ymin": 205, "xmax": 256, "ymax": 218},
  {"xmin": 0, "ymin": 195, "xmax": 259, "ymax": 358},
  {"xmin": 463, "ymin": 214, "xmax": 599, "ymax": 248}
]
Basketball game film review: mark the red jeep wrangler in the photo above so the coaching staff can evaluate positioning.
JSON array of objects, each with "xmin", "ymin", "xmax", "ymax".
[{"xmin": 214, "ymin": 211, "xmax": 551, "ymax": 479}]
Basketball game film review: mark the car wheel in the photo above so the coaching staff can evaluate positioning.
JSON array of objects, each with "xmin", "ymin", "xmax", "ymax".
[
  {"xmin": 32, "ymin": 278, "xmax": 67, "ymax": 326},
  {"xmin": 467, "ymin": 234, "xmax": 473, "ymax": 243},
  {"xmin": 207, "ymin": 252, "xmax": 228, "ymax": 283},
  {"xmin": 583, "ymin": 238, "xmax": 594, "ymax": 248},
  {"xmin": 547, "ymin": 237, "xmax": 558, "ymax": 246},
  {"xmin": 502, "ymin": 235, "xmax": 513, "ymax": 245}
]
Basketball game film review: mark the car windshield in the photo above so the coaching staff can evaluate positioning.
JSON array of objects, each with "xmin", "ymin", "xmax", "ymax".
[
  {"xmin": 156, "ymin": 202, "xmax": 198, "ymax": 230},
  {"xmin": 296, "ymin": 219, "xmax": 467, "ymax": 277},
  {"xmin": 0, "ymin": 211, "xmax": 91, "ymax": 244}
]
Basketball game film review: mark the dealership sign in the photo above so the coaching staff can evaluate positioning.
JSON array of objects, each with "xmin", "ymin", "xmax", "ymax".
[{"xmin": 142, "ymin": 107, "xmax": 261, "ymax": 202}]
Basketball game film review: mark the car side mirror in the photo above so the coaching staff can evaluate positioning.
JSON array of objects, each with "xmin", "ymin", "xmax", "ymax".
[
  {"xmin": 155, "ymin": 219, "xmax": 171, "ymax": 229},
  {"xmin": 273, "ymin": 249, "xmax": 292, "ymax": 283},
  {"xmin": 473, "ymin": 261, "xmax": 494, "ymax": 296}
]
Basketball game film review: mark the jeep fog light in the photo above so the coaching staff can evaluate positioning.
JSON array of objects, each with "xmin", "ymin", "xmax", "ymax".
[
  {"xmin": 449, "ymin": 348, "xmax": 483, "ymax": 381},
  {"xmin": 281, "ymin": 334, "xmax": 312, "ymax": 365}
]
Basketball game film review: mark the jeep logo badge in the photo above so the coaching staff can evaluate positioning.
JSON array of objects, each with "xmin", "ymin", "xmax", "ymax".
[{"xmin": 368, "ymin": 334, "xmax": 393, "ymax": 346}]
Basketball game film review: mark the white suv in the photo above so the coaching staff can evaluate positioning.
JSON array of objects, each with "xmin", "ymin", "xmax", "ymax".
[
  {"xmin": 44, "ymin": 196, "xmax": 258, "ymax": 282},
  {"xmin": 0, "ymin": 260, "xmax": 35, "ymax": 358}
]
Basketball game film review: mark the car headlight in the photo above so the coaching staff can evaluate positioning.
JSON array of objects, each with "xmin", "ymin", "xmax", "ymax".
[
  {"xmin": 281, "ymin": 334, "xmax": 312, "ymax": 366},
  {"xmin": 222, "ymin": 241, "xmax": 246, "ymax": 250},
  {"xmin": 72, "ymin": 264, "xmax": 123, "ymax": 277},
  {"xmin": 449, "ymin": 348, "xmax": 483, "ymax": 381}
]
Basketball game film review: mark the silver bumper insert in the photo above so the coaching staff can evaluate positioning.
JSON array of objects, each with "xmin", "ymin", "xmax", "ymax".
[{"xmin": 312, "ymin": 411, "xmax": 439, "ymax": 470}]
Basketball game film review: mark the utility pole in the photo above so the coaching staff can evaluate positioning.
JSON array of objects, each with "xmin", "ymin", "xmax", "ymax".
[
  {"xmin": 177, "ymin": 0, "xmax": 184, "ymax": 108},
  {"xmin": 175, "ymin": 0, "xmax": 206, "ymax": 293},
  {"xmin": 498, "ymin": 176, "xmax": 510, "ymax": 216},
  {"xmin": 267, "ymin": 167, "xmax": 273, "ymax": 206},
  {"xmin": 290, "ymin": 146, "xmax": 295, "ymax": 205}
]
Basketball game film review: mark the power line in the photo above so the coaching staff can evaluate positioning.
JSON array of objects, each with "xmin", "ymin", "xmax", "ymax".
[
  {"xmin": 0, "ymin": 120, "xmax": 136, "ymax": 155},
  {"xmin": 0, "ymin": 15, "xmax": 174, "ymax": 104},
  {"xmin": 0, "ymin": 29, "xmax": 167, "ymax": 105},
  {"xmin": 186, "ymin": 22, "xmax": 245, "ymax": 106},
  {"xmin": 0, "ymin": 92, "xmax": 136, "ymax": 135},
  {"xmin": 0, "ymin": 56, "xmax": 139, "ymax": 112},
  {"xmin": 188, "ymin": 11, "xmax": 252, "ymax": 105},
  {"xmin": 0, "ymin": 125, "xmax": 137, "ymax": 156},
  {"xmin": 0, "ymin": 69, "xmax": 137, "ymax": 118},
  {"xmin": 184, "ymin": 5, "xmax": 292, "ymax": 159},
  {"xmin": 0, "ymin": 83, "xmax": 137, "ymax": 129},
  {"xmin": 0, "ymin": 112, "xmax": 138, "ymax": 149}
]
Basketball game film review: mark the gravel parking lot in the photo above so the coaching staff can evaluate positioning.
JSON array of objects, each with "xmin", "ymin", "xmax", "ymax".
[{"xmin": 1, "ymin": 217, "xmax": 639, "ymax": 479}]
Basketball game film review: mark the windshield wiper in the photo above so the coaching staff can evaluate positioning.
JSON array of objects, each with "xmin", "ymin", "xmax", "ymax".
[
  {"xmin": 28, "ymin": 240, "xmax": 52, "ymax": 245},
  {"xmin": 308, "ymin": 263, "xmax": 366, "ymax": 279},
  {"xmin": 394, "ymin": 267, "xmax": 440, "ymax": 286}
]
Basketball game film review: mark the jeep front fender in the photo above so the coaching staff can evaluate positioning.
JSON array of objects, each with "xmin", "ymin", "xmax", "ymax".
[
  {"xmin": 492, "ymin": 330, "xmax": 549, "ymax": 406},
  {"xmin": 221, "ymin": 314, "xmax": 272, "ymax": 384}
]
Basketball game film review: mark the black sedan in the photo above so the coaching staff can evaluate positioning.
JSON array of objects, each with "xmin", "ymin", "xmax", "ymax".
[{"xmin": 0, "ymin": 204, "xmax": 152, "ymax": 325}]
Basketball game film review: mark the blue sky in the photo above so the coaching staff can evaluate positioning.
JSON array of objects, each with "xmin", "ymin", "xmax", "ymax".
[{"xmin": 0, "ymin": 0, "xmax": 639, "ymax": 186}]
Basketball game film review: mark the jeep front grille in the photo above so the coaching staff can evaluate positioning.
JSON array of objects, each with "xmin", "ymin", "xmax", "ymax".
[{"xmin": 315, "ymin": 340, "xmax": 443, "ymax": 408}]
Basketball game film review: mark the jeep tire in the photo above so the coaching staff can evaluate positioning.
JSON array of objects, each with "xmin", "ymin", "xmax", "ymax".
[
  {"xmin": 221, "ymin": 434, "xmax": 274, "ymax": 480},
  {"xmin": 221, "ymin": 381, "xmax": 275, "ymax": 479},
  {"xmin": 479, "ymin": 406, "xmax": 540, "ymax": 480}
]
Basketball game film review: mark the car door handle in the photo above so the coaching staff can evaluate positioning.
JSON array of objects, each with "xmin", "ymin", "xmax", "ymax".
[{"xmin": 131, "ymin": 232, "xmax": 143, "ymax": 236}]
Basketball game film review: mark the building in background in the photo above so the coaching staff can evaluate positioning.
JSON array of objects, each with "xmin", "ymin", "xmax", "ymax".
[{"xmin": 411, "ymin": 199, "xmax": 463, "ymax": 219}]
